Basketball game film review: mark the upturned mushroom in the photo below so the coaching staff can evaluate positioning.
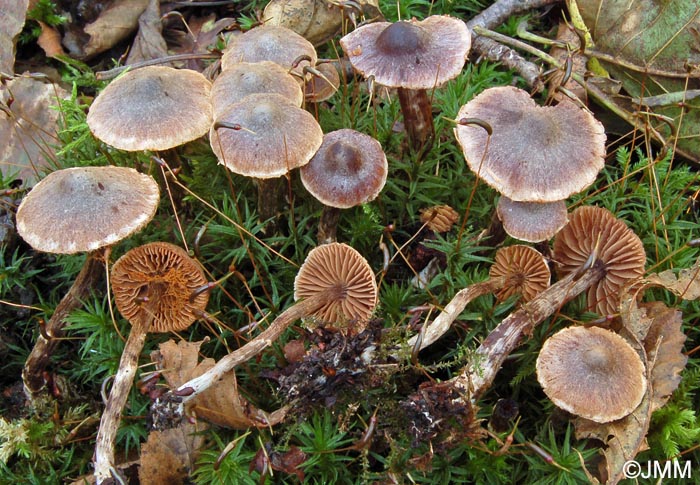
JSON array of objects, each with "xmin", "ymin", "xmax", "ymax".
[
  {"xmin": 300, "ymin": 129, "xmax": 388, "ymax": 243},
  {"xmin": 149, "ymin": 243, "xmax": 377, "ymax": 420},
  {"xmin": 496, "ymin": 197, "xmax": 568, "ymax": 243},
  {"xmin": 210, "ymin": 92, "xmax": 323, "ymax": 226},
  {"xmin": 87, "ymin": 66, "xmax": 212, "ymax": 151},
  {"xmin": 536, "ymin": 325, "xmax": 647, "ymax": 423},
  {"xmin": 340, "ymin": 15, "xmax": 471, "ymax": 152},
  {"xmin": 408, "ymin": 244, "xmax": 551, "ymax": 352},
  {"xmin": 93, "ymin": 242, "xmax": 209, "ymax": 484},
  {"xmin": 17, "ymin": 166, "xmax": 160, "ymax": 396}
]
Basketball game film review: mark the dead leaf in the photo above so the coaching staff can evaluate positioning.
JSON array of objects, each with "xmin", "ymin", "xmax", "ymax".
[
  {"xmin": 0, "ymin": 0, "xmax": 29, "ymax": 74},
  {"xmin": 168, "ymin": 14, "xmax": 236, "ymax": 71},
  {"xmin": 153, "ymin": 339, "xmax": 288, "ymax": 429},
  {"xmin": 0, "ymin": 75, "xmax": 69, "ymax": 185},
  {"xmin": 126, "ymin": 0, "xmax": 168, "ymax": 65},
  {"xmin": 36, "ymin": 20, "xmax": 65, "ymax": 58},
  {"xmin": 548, "ymin": 21, "xmax": 587, "ymax": 103},
  {"xmin": 645, "ymin": 261, "xmax": 700, "ymax": 300},
  {"xmin": 82, "ymin": 0, "xmax": 150, "ymax": 59},
  {"xmin": 139, "ymin": 420, "xmax": 207, "ymax": 484},
  {"xmin": 264, "ymin": 0, "xmax": 352, "ymax": 46}
]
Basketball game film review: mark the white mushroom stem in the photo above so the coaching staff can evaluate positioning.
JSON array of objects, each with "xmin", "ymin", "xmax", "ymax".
[
  {"xmin": 397, "ymin": 88, "xmax": 434, "ymax": 153},
  {"xmin": 407, "ymin": 277, "xmax": 506, "ymax": 352},
  {"xmin": 318, "ymin": 206, "xmax": 341, "ymax": 244},
  {"xmin": 23, "ymin": 248, "xmax": 106, "ymax": 397},
  {"xmin": 94, "ymin": 309, "xmax": 155, "ymax": 484},
  {"xmin": 449, "ymin": 261, "xmax": 606, "ymax": 403},
  {"xmin": 151, "ymin": 287, "xmax": 344, "ymax": 416}
]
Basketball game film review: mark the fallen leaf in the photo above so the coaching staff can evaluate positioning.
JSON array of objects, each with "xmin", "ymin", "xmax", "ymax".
[
  {"xmin": 139, "ymin": 420, "xmax": 207, "ymax": 484},
  {"xmin": 153, "ymin": 339, "xmax": 288, "ymax": 429},
  {"xmin": 36, "ymin": 20, "xmax": 65, "ymax": 58},
  {"xmin": 126, "ymin": 0, "xmax": 168, "ymax": 65},
  {"xmin": 168, "ymin": 14, "xmax": 236, "ymax": 71},
  {"xmin": 645, "ymin": 261, "xmax": 700, "ymax": 300},
  {"xmin": 0, "ymin": 75, "xmax": 69, "ymax": 185},
  {"xmin": 0, "ymin": 0, "xmax": 28, "ymax": 74},
  {"xmin": 548, "ymin": 20, "xmax": 587, "ymax": 103},
  {"xmin": 82, "ymin": 0, "xmax": 150, "ymax": 59}
]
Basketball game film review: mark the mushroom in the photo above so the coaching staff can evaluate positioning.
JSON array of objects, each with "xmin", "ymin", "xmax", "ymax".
[
  {"xmin": 87, "ymin": 66, "xmax": 212, "ymax": 151},
  {"xmin": 454, "ymin": 87, "xmax": 606, "ymax": 244},
  {"xmin": 340, "ymin": 16, "xmax": 471, "ymax": 152},
  {"xmin": 496, "ymin": 197, "xmax": 568, "ymax": 243},
  {"xmin": 211, "ymin": 61, "xmax": 303, "ymax": 119},
  {"xmin": 536, "ymin": 325, "xmax": 647, "ymax": 423},
  {"xmin": 300, "ymin": 129, "xmax": 388, "ymax": 243},
  {"xmin": 304, "ymin": 61, "xmax": 340, "ymax": 104},
  {"xmin": 446, "ymin": 205, "xmax": 646, "ymax": 403},
  {"xmin": 419, "ymin": 204, "xmax": 460, "ymax": 234},
  {"xmin": 408, "ymin": 244, "xmax": 550, "ymax": 352},
  {"xmin": 94, "ymin": 242, "xmax": 209, "ymax": 484},
  {"xmin": 210, "ymin": 92, "xmax": 323, "ymax": 226},
  {"xmin": 221, "ymin": 25, "xmax": 317, "ymax": 78},
  {"xmin": 149, "ymin": 243, "xmax": 377, "ymax": 420},
  {"xmin": 553, "ymin": 205, "xmax": 647, "ymax": 315},
  {"xmin": 17, "ymin": 166, "xmax": 160, "ymax": 396}
]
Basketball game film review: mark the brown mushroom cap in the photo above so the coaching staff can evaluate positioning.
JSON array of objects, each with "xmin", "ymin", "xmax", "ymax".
[
  {"xmin": 339, "ymin": 16, "xmax": 471, "ymax": 89},
  {"xmin": 300, "ymin": 129, "xmax": 387, "ymax": 208},
  {"xmin": 536, "ymin": 325, "xmax": 647, "ymax": 423},
  {"xmin": 210, "ymin": 93, "xmax": 323, "ymax": 179},
  {"xmin": 211, "ymin": 61, "xmax": 303, "ymax": 119},
  {"xmin": 304, "ymin": 62, "xmax": 340, "ymax": 103},
  {"xmin": 111, "ymin": 242, "xmax": 209, "ymax": 332},
  {"xmin": 87, "ymin": 66, "xmax": 212, "ymax": 151},
  {"xmin": 454, "ymin": 87, "xmax": 606, "ymax": 202},
  {"xmin": 489, "ymin": 245, "xmax": 551, "ymax": 302},
  {"xmin": 496, "ymin": 196, "xmax": 568, "ymax": 243},
  {"xmin": 294, "ymin": 242, "xmax": 378, "ymax": 333},
  {"xmin": 553, "ymin": 205, "xmax": 646, "ymax": 315},
  {"xmin": 16, "ymin": 166, "xmax": 159, "ymax": 254},
  {"xmin": 221, "ymin": 25, "xmax": 317, "ymax": 77}
]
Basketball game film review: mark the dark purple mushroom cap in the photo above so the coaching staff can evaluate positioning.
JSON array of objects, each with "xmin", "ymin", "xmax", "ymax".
[
  {"xmin": 454, "ymin": 87, "xmax": 606, "ymax": 202},
  {"xmin": 536, "ymin": 325, "xmax": 647, "ymax": 423},
  {"xmin": 87, "ymin": 66, "xmax": 212, "ymax": 151},
  {"xmin": 339, "ymin": 16, "xmax": 471, "ymax": 89},
  {"xmin": 496, "ymin": 196, "xmax": 568, "ymax": 242},
  {"xmin": 212, "ymin": 61, "xmax": 303, "ymax": 119},
  {"xmin": 300, "ymin": 129, "xmax": 388, "ymax": 209},
  {"xmin": 210, "ymin": 93, "xmax": 323, "ymax": 179},
  {"xmin": 16, "ymin": 166, "xmax": 159, "ymax": 254},
  {"xmin": 221, "ymin": 25, "xmax": 317, "ymax": 77}
]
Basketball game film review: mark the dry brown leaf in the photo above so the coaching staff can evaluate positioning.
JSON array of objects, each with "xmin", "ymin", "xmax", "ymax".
[
  {"xmin": 168, "ymin": 14, "xmax": 236, "ymax": 71},
  {"xmin": 0, "ymin": 75, "xmax": 69, "ymax": 185},
  {"xmin": 644, "ymin": 261, "xmax": 700, "ymax": 300},
  {"xmin": 548, "ymin": 20, "xmax": 587, "ymax": 103},
  {"xmin": 82, "ymin": 0, "xmax": 149, "ymax": 59},
  {"xmin": 36, "ymin": 20, "xmax": 65, "ymax": 58},
  {"xmin": 0, "ymin": 0, "xmax": 28, "ymax": 74},
  {"xmin": 153, "ymin": 339, "xmax": 287, "ymax": 429},
  {"xmin": 126, "ymin": 0, "xmax": 168, "ymax": 65},
  {"xmin": 139, "ymin": 420, "xmax": 207, "ymax": 484},
  {"xmin": 574, "ymin": 329, "xmax": 652, "ymax": 485}
]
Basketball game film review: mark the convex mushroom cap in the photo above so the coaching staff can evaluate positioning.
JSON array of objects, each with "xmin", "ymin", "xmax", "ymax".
[
  {"xmin": 489, "ymin": 245, "xmax": 551, "ymax": 302},
  {"xmin": 553, "ymin": 205, "xmax": 646, "ymax": 315},
  {"xmin": 294, "ymin": 242, "xmax": 378, "ymax": 333},
  {"xmin": 210, "ymin": 93, "xmax": 323, "ymax": 179},
  {"xmin": 536, "ymin": 325, "xmax": 647, "ymax": 423},
  {"xmin": 211, "ymin": 61, "xmax": 303, "ymax": 119},
  {"xmin": 111, "ymin": 242, "xmax": 209, "ymax": 331},
  {"xmin": 16, "ymin": 166, "xmax": 159, "ymax": 254},
  {"xmin": 496, "ymin": 197, "xmax": 568, "ymax": 243},
  {"xmin": 339, "ymin": 16, "xmax": 471, "ymax": 89},
  {"xmin": 300, "ymin": 129, "xmax": 388, "ymax": 208},
  {"xmin": 221, "ymin": 25, "xmax": 317, "ymax": 77},
  {"xmin": 454, "ymin": 87, "xmax": 606, "ymax": 202},
  {"xmin": 87, "ymin": 66, "xmax": 212, "ymax": 151}
]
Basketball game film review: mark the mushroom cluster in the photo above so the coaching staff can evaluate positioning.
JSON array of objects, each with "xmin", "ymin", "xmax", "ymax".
[{"xmin": 454, "ymin": 86, "xmax": 607, "ymax": 242}]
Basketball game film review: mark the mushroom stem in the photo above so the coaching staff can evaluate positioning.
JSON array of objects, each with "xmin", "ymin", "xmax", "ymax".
[
  {"xmin": 94, "ymin": 308, "xmax": 156, "ymax": 484},
  {"xmin": 256, "ymin": 177, "xmax": 288, "ymax": 228},
  {"xmin": 397, "ymin": 88, "xmax": 434, "ymax": 153},
  {"xmin": 151, "ymin": 287, "xmax": 344, "ymax": 418},
  {"xmin": 22, "ymin": 248, "xmax": 106, "ymax": 398},
  {"xmin": 317, "ymin": 206, "xmax": 341, "ymax": 244},
  {"xmin": 450, "ymin": 260, "xmax": 606, "ymax": 402},
  {"xmin": 407, "ymin": 277, "xmax": 506, "ymax": 352}
]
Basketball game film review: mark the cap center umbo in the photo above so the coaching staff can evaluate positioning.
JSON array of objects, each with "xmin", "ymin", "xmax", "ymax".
[
  {"xmin": 376, "ymin": 21, "xmax": 427, "ymax": 56},
  {"xmin": 582, "ymin": 344, "xmax": 613, "ymax": 372},
  {"xmin": 327, "ymin": 141, "xmax": 363, "ymax": 176}
]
